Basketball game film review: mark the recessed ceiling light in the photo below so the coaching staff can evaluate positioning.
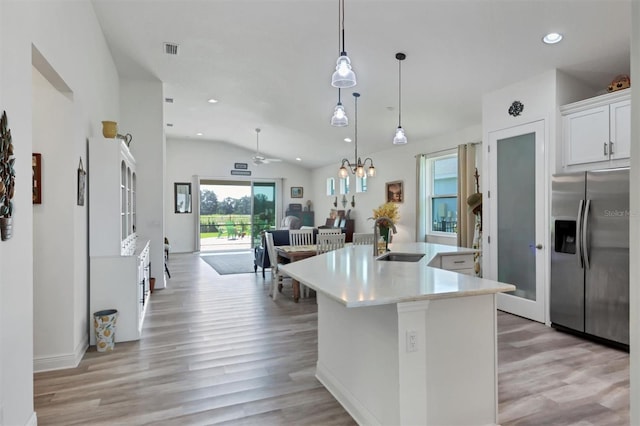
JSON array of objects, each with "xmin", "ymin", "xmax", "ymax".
[
  {"xmin": 296, "ymin": 157, "xmax": 302, "ymax": 161},
  {"xmin": 207, "ymin": 98, "xmax": 218, "ymax": 104},
  {"xmin": 542, "ymin": 32, "xmax": 563, "ymax": 44},
  {"xmin": 344, "ymin": 137, "xmax": 352, "ymax": 143},
  {"xmin": 196, "ymin": 132, "xmax": 203, "ymax": 136}
]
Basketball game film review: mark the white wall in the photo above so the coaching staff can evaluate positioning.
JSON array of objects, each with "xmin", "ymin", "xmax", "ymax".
[
  {"xmin": 166, "ymin": 138, "xmax": 313, "ymax": 253},
  {"xmin": 32, "ymin": 66, "xmax": 83, "ymax": 372},
  {"xmin": 310, "ymin": 125, "xmax": 482, "ymax": 245},
  {"xmin": 0, "ymin": 0, "xmax": 4, "ymax": 421},
  {"xmin": 629, "ymin": 1, "xmax": 639, "ymax": 423},
  {"xmin": 0, "ymin": 0, "xmax": 121, "ymax": 423},
  {"xmin": 119, "ymin": 80, "xmax": 166, "ymax": 288}
]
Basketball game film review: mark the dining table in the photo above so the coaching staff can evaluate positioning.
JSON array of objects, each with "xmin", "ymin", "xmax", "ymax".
[{"xmin": 274, "ymin": 244, "xmax": 317, "ymax": 302}]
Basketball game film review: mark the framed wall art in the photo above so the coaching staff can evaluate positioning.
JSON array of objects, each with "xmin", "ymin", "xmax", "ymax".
[
  {"xmin": 32, "ymin": 153, "xmax": 42, "ymax": 204},
  {"xmin": 291, "ymin": 186, "xmax": 303, "ymax": 198},
  {"xmin": 386, "ymin": 180, "xmax": 403, "ymax": 203}
]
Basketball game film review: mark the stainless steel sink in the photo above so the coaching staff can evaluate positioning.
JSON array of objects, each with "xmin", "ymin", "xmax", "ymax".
[{"xmin": 376, "ymin": 252, "xmax": 425, "ymax": 262}]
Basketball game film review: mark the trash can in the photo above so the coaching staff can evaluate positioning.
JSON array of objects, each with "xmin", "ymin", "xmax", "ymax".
[{"xmin": 93, "ymin": 309, "xmax": 118, "ymax": 352}]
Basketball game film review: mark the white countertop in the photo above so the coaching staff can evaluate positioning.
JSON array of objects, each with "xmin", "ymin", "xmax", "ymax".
[{"xmin": 280, "ymin": 242, "xmax": 516, "ymax": 307}]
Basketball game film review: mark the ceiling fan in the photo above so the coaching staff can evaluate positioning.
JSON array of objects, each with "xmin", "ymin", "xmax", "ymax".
[{"xmin": 252, "ymin": 128, "xmax": 282, "ymax": 165}]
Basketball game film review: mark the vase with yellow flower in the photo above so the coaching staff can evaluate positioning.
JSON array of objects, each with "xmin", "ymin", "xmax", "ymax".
[{"xmin": 370, "ymin": 202, "xmax": 399, "ymax": 253}]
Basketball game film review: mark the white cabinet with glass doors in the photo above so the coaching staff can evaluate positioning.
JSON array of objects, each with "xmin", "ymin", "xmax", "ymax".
[{"xmin": 89, "ymin": 137, "xmax": 150, "ymax": 344}]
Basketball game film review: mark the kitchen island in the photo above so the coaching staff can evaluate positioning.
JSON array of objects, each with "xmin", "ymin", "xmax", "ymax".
[{"xmin": 280, "ymin": 242, "xmax": 515, "ymax": 426}]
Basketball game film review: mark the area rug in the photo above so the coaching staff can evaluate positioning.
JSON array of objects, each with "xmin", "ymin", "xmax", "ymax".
[{"xmin": 201, "ymin": 251, "xmax": 255, "ymax": 275}]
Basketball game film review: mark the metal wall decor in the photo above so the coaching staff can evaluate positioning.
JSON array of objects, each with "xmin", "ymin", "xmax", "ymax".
[
  {"xmin": 77, "ymin": 158, "xmax": 86, "ymax": 206},
  {"xmin": 508, "ymin": 100, "xmax": 524, "ymax": 117}
]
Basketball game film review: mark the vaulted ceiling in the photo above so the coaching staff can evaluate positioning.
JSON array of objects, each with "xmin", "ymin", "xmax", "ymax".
[{"xmin": 92, "ymin": 0, "xmax": 631, "ymax": 168}]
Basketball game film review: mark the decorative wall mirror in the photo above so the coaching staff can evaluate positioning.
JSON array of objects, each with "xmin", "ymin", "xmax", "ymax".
[
  {"xmin": 326, "ymin": 177, "xmax": 335, "ymax": 196},
  {"xmin": 339, "ymin": 177, "xmax": 350, "ymax": 195},
  {"xmin": 174, "ymin": 182, "xmax": 192, "ymax": 213}
]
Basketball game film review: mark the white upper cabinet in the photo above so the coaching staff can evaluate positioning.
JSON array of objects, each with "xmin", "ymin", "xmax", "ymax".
[
  {"xmin": 561, "ymin": 89, "xmax": 630, "ymax": 169},
  {"xmin": 609, "ymin": 99, "xmax": 631, "ymax": 160},
  {"xmin": 89, "ymin": 138, "xmax": 137, "ymax": 256}
]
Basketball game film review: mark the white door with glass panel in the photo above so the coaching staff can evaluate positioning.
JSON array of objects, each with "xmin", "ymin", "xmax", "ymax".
[{"xmin": 488, "ymin": 121, "xmax": 546, "ymax": 323}]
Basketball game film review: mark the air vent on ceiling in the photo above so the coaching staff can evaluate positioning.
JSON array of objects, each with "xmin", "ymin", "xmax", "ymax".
[
  {"xmin": 166, "ymin": 123, "xmax": 174, "ymax": 127},
  {"xmin": 165, "ymin": 97, "xmax": 174, "ymax": 103},
  {"xmin": 164, "ymin": 42, "xmax": 179, "ymax": 55}
]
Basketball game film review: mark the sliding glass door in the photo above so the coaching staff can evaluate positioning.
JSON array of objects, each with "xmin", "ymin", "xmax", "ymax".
[
  {"xmin": 198, "ymin": 179, "xmax": 277, "ymax": 252},
  {"xmin": 251, "ymin": 182, "xmax": 276, "ymax": 247}
]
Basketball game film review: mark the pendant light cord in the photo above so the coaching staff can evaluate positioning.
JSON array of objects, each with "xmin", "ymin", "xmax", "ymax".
[
  {"xmin": 340, "ymin": 0, "xmax": 346, "ymax": 53},
  {"xmin": 398, "ymin": 58, "xmax": 402, "ymax": 127},
  {"xmin": 337, "ymin": 0, "xmax": 341, "ymax": 53},
  {"xmin": 354, "ymin": 92, "xmax": 358, "ymax": 161}
]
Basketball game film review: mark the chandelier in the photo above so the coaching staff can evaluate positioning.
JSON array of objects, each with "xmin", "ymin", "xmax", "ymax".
[
  {"xmin": 331, "ymin": 0, "xmax": 357, "ymax": 88},
  {"xmin": 338, "ymin": 92, "xmax": 375, "ymax": 178}
]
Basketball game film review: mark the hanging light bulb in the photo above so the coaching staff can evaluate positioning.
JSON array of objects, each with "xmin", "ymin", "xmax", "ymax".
[
  {"xmin": 367, "ymin": 164, "xmax": 376, "ymax": 177},
  {"xmin": 331, "ymin": 0, "xmax": 357, "ymax": 88},
  {"xmin": 332, "ymin": 55, "xmax": 356, "ymax": 88},
  {"xmin": 393, "ymin": 127, "xmax": 407, "ymax": 145},
  {"xmin": 392, "ymin": 52, "xmax": 408, "ymax": 145},
  {"xmin": 331, "ymin": 88, "xmax": 348, "ymax": 127}
]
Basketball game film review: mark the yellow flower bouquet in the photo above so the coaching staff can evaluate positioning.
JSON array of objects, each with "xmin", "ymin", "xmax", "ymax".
[{"xmin": 371, "ymin": 202, "xmax": 399, "ymax": 227}]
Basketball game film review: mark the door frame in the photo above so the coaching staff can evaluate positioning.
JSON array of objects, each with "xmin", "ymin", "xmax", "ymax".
[{"xmin": 484, "ymin": 119, "xmax": 550, "ymax": 323}]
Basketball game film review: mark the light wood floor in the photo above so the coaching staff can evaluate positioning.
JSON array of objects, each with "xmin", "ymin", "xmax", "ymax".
[{"xmin": 34, "ymin": 253, "xmax": 629, "ymax": 425}]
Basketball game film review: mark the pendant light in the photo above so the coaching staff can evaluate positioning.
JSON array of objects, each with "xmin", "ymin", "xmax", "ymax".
[
  {"xmin": 392, "ymin": 52, "xmax": 408, "ymax": 145},
  {"xmin": 331, "ymin": 0, "xmax": 357, "ymax": 88},
  {"xmin": 338, "ymin": 92, "xmax": 376, "ymax": 178},
  {"xmin": 331, "ymin": 88, "xmax": 348, "ymax": 126}
]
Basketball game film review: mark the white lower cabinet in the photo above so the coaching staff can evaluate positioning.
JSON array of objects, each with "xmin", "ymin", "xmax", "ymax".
[
  {"xmin": 436, "ymin": 253, "xmax": 475, "ymax": 275},
  {"xmin": 89, "ymin": 240, "xmax": 150, "ymax": 345}
]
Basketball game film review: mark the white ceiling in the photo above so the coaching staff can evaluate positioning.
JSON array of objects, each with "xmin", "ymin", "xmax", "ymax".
[{"xmin": 92, "ymin": 0, "xmax": 631, "ymax": 169}]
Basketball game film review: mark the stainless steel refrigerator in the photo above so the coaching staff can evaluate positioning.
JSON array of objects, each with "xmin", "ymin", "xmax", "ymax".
[{"xmin": 550, "ymin": 168, "xmax": 629, "ymax": 346}]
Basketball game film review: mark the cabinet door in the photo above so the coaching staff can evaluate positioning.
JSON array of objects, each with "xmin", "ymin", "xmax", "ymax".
[
  {"xmin": 563, "ymin": 105, "xmax": 610, "ymax": 166},
  {"xmin": 609, "ymin": 99, "xmax": 630, "ymax": 160}
]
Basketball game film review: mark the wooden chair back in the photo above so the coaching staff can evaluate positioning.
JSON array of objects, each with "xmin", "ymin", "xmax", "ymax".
[
  {"xmin": 316, "ymin": 233, "xmax": 346, "ymax": 254},
  {"xmin": 289, "ymin": 229, "xmax": 314, "ymax": 246},
  {"xmin": 352, "ymin": 233, "xmax": 376, "ymax": 245}
]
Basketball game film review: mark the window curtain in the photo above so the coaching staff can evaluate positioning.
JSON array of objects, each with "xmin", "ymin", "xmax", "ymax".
[
  {"xmin": 456, "ymin": 143, "xmax": 476, "ymax": 247},
  {"xmin": 415, "ymin": 154, "xmax": 427, "ymax": 242}
]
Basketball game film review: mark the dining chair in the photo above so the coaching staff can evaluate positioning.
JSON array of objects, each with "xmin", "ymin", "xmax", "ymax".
[
  {"xmin": 352, "ymin": 232, "xmax": 376, "ymax": 245},
  {"xmin": 318, "ymin": 228, "xmax": 342, "ymax": 235},
  {"xmin": 265, "ymin": 232, "xmax": 289, "ymax": 301},
  {"xmin": 289, "ymin": 229, "xmax": 314, "ymax": 246},
  {"xmin": 316, "ymin": 233, "xmax": 346, "ymax": 255}
]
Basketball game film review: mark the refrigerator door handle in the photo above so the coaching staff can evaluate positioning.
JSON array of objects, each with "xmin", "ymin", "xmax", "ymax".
[
  {"xmin": 582, "ymin": 199, "xmax": 591, "ymax": 269},
  {"xmin": 577, "ymin": 199, "xmax": 584, "ymax": 269}
]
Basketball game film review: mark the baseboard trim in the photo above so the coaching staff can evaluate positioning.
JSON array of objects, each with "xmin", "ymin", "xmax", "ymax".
[
  {"xmin": 315, "ymin": 361, "xmax": 380, "ymax": 426},
  {"xmin": 33, "ymin": 335, "xmax": 88, "ymax": 372}
]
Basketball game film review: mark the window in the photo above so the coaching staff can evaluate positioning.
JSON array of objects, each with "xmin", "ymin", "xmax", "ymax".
[
  {"xmin": 356, "ymin": 175, "xmax": 367, "ymax": 193},
  {"xmin": 429, "ymin": 153, "xmax": 458, "ymax": 234}
]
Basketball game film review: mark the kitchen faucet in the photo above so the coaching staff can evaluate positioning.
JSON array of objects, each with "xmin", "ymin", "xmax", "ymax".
[{"xmin": 372, "ymin": 216, "xmax": 397, "ymax": 256}]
